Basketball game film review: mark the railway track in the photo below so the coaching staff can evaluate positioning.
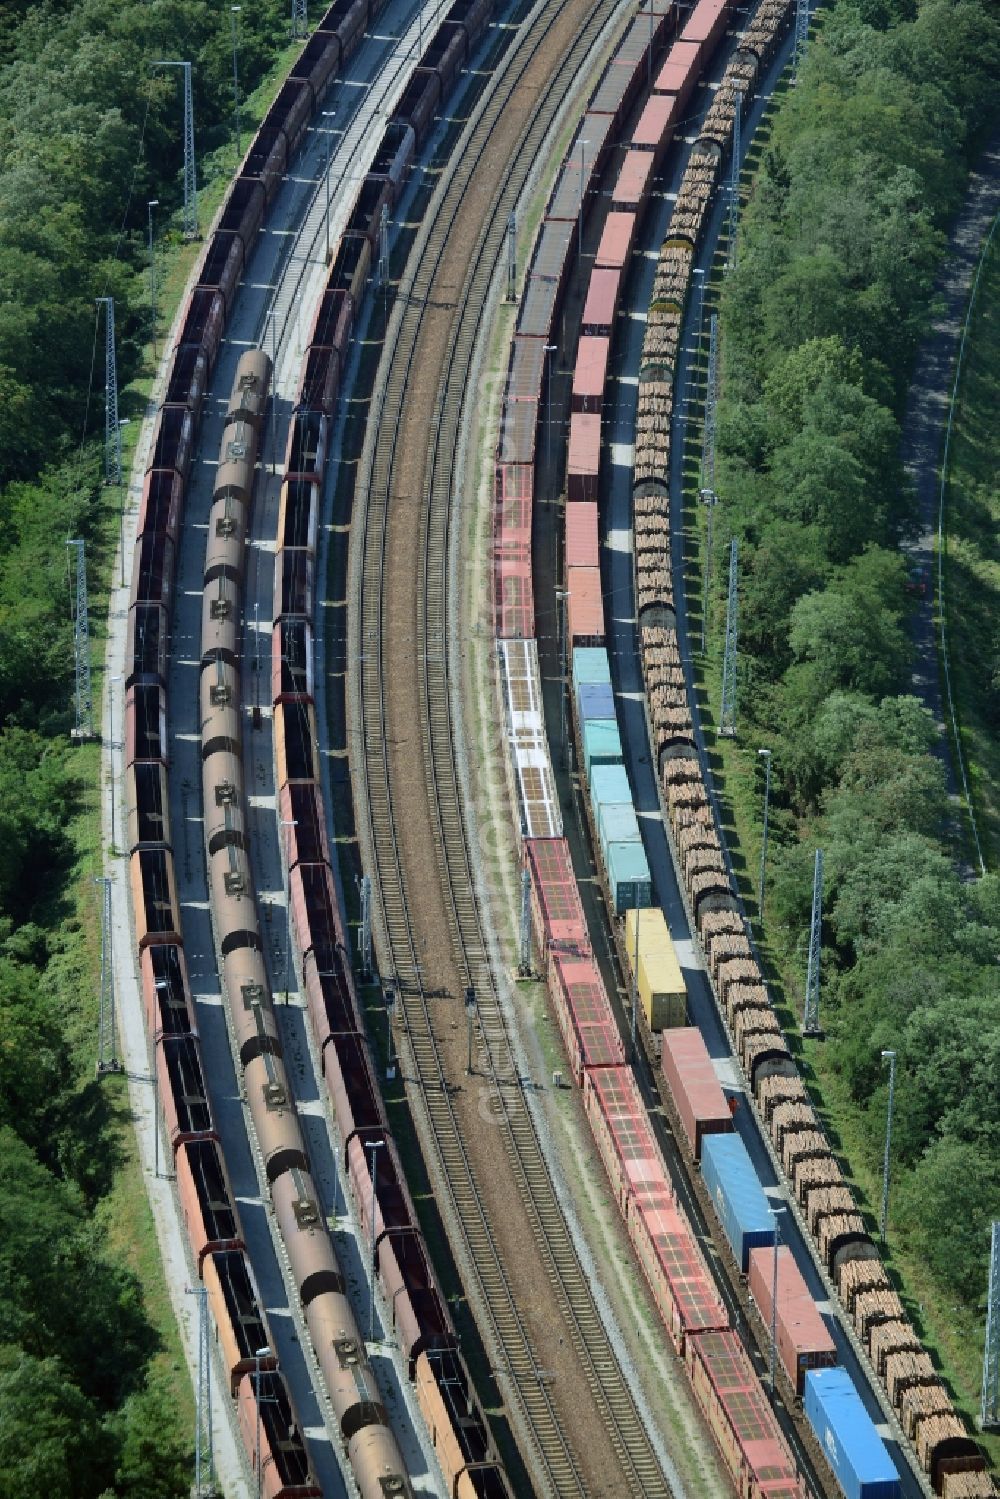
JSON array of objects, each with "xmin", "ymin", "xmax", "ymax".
[{"xmin": 350, "ymin": 2, "xmax": 674, "ymax": 1495}]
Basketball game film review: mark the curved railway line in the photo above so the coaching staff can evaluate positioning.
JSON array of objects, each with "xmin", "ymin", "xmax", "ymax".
[{"xmin": 348, "ymin": 0, "xmax": 676, "ymax": 1493}]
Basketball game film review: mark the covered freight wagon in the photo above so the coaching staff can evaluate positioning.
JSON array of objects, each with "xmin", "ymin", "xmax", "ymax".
[{"xmin": 803, "ymin": 1367, "xmax": 901, "ymax": 1499}]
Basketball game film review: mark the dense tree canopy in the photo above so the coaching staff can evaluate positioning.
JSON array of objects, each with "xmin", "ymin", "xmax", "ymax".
[{"xmin": 716, "ymin": 0, "xmax": 1000, "ymax": 1313}]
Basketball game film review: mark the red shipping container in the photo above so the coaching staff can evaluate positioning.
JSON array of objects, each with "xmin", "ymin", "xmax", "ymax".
[
  {"xmin": 565, "ymin": 503, "xmax": 599, "ymax": 570},
  {"xmin": 581, "ymin": 267, "xmax": 621, "ymax": 336},
  {"xmin": 573, "ymin": 335, "xmax": 609, "ymax": 414},
  {"xmin": 632, "ymin": 93, "xmax": 680, "ymax": 164},
  {"xmin": 548, "ymin": 949, "xmax": 623, "ymax": 1084},
  {"xmin": 661, "ymin": 1027, "xmax": 733, "ymax": 1160},
  {"xmin": 613, "ymin": 149, "xmax": 654, "ymax": 213},
  {"xmin": 654, "ymin": 40, "xmax": 702, "ymax": 108},
  {"xmin": 526, "ymin": 837, "xmax": 589, "ymax": 957},
  {"xmin": 747, "ymin": 1245, "xmax": 837, "ymax": 1397},
  {"xmin": 567, "ymin": 412, "xmax": 601, "ymax": 503},
  {"xmin": 566, "ymin": 566, "xmax": 604, "ymax": 646},
  {"xmin": 679, "ymin": 0, "xmax": 732, "ymax": 68},
  {"xmin": 595, "ymin": 211, "xmax": 636, "ymax": 271}
]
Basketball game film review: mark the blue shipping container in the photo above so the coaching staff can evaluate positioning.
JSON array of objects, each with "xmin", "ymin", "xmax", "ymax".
[
  {"xmin": 803, "ymin": 1369, "xmax": 900, "ymax": 1499},
  {"xmin": 583, "ymin": 719, "xmax": 623, "ymax": 777},
  {"xmin": 606, "ymin": 838, "xmax": 651, "ymax": 914},
  {"xmin": 578, "ymin": 680, "xmax": 616, "ymax": 722},
  {"xmin": 572, "ymin": 646, "xmax": 611, "ymax": 694},
  {"xmin": 700, "ymin": 1133, "xmax": 775, "ymax": 1271},
  {"xmin": 591, "ymin": 763, "xmax": 632, "ymax": 807}
]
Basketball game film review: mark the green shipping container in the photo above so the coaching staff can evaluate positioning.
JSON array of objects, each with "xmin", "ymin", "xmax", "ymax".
[
  {"xmin": 606, "ymin": 838, "xmax": 651, "ymax": 914},
  {"xmin": 582, "ymin": 718, "xmax": 623, "ymax": 777}
]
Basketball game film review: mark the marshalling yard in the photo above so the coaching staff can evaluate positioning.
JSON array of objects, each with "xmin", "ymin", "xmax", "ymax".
[{"xmin": 99, "ymin": 0, "xmax": 1000, "ymax": 1495}]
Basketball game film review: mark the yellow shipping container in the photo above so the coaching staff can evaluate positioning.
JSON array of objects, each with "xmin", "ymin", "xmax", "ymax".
[{"xmin": 624, "ymin": 907, "xmax": 687, "ymax": 1031}]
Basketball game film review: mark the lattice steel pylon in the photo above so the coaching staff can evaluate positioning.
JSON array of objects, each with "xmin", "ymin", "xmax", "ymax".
[
  {"xmin": 983, "ymin": 1221, "xmax": 1000, "ymax": 1430},
  {"xmin": 803, "ymin": 848, "xmax": 824, "ymax": 1033},
  {"xmin": 506, "ymin": 212, "xmax": 517, "ymax": 302},
  {"xmin": 95, "ymin": 875, "xmax": 120, "ymax": 1074},
  {"xmin": 67, "ymin": 539, "xmax": 95, "ymax": 740},
  {"xmin": 186, "ymin": 1285, "xmax": 216, "ymax": 1495},
  {"xmin": 154, "ymin": 61, "xmax": 198, "ymax": 237},
  {"xmin": 794, "ymin": 0, "xmax": 810, "ymax": 77},
  {"xmin": 701, "ymin": 312, "xmax": 719, "ymax": 488},
  {"xmin": 96, "ymin": 298, "xmax": 121, "ymax": 486},
  {"xmin": 727, "ymin": 89, "xmax": 743, "ymax": 269},
  {"xmin": 292, "ymin": 0, "xmax": 307, "ymax": 39},
  {"xmin": 719, "ymin": 538, "xmax": 738, "ymax": 735}
]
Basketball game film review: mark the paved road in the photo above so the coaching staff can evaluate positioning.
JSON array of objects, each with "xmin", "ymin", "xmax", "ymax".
[
  {"xmin": 106, "ymin": 4, "xmax": 455, "ymax": 1492},
  {"xmin": 900, "ymin": 129, "xmax": 1000, "ymax": 872}
]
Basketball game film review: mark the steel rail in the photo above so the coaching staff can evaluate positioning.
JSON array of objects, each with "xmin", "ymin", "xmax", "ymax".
[{"xmin": 351, "ymin": 1, "xmax": 674, "ymax": 1495}]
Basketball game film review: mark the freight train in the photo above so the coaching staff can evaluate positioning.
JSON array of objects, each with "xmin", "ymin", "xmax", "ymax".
[
  {"xmin": 127, "ymin": 0, "xmax": 515, "ymax": 1493},
  {"xmin": 492, "ymin": 0, "xmax": 997, "ymax": 1495}
]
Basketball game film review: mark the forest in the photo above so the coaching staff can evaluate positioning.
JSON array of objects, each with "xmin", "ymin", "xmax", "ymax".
[
  {"xmin": 714, "ymin": 0, "xmax": 1000, "ymax": 1371},
  {"xmin": 0, "ymin": 1, "xmax": 289, "ymax": 1492}
]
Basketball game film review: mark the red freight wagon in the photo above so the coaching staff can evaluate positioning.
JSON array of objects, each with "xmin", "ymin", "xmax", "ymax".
[
  {"xmin": 626, "ymin": 1186, "xmax": 729, "ymax": 1350},
  {"xmin": 613, "ymin": 149, "xmax": 655, "ymax": 213},
  {"xmin": 493, "ymin": 463, "xmax": 534, "ymax": 639},
  {"xmin": 175, "ymin": 1137, "xmax": 243, "ymax": 1270},
  {"xmin": 235, "ymin": 1369, "xmax": 320, "ymax": 1499},
  {"xmin": 567, "ymin": 412, "xmax": 601, "ymax": 503},
  {"xmin": 747, "ymin": 1246, "xmax": 837, "ymax": 1397},
  {"xmin": 566, "ymin": 566, "xmax": 604, "ymax": 646},
  {"xmin": 125, "ymin": 683, "xmax": 167, "ymax": 768},
  {"xmin": 661, "ymin": 1027, "xmax": 733, "ymax": 1160},
  {"xmin": 141, "ymin": 943, "xmax": 196, "ymax": 1039},
  {"xmin": 654, "ymin": 40, "xmax": 702, "ymax": 110},
  {"xmin": 376, "ymin": 1227, "xmax": 453, "ymax": 1370},
  {"xmin": 584, "ymin": 1064, "xmax": 666, "ymax": 1214},
  {"xmin": 135, "ymin": 464, "xmax": 182, "ymax": 548},
  {"xmin": 679, "ymin": 0, "xmax": 733, "ymax": 71},
  {"xmin": 548, "ymin": 949, "xmax": 623, "ymax": 1084},
  {"xmin": 347, "ymin": 1129, "xmax": 417, "ymax": 1246},
  {"xmin": 271, "ymin": 617, "xmax": 314, "ymax": 705},
  {"xmin": 595, "ymin": 212, "xmax": 636, "ymax": 271},
  {"xmin": 573, "ymin": 336, "xmax": 609, "ymax": 414},
  {"xmin": 685, "ymin": 1330, "xmax": 804, "ymax": 1499},
  {"xmin": 525, "ymin": 837, "xmax": 589, "ymax": 958},
  {"xmin": 581, "ymin": 267, "xmax": 621, "ymax": 337},
  {"xmin": 565, "ymin": 502, "xmax": 599, "ymax": 570},
  {"xmin": 632, "ymin": 93, "xmax": 680, "ymax": 166},
  {"xmin": 279, "ymin": 781, "xmax": 332, "ymax": 871},
  {"xmin": 303, "ymin": 948, "xmax": 361, "ymax": 1046}
]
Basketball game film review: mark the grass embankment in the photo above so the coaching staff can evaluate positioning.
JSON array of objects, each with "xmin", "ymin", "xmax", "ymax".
[{"xmin": 940, "ymin": 224, "xmax": 1000, "ymax": 865}]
